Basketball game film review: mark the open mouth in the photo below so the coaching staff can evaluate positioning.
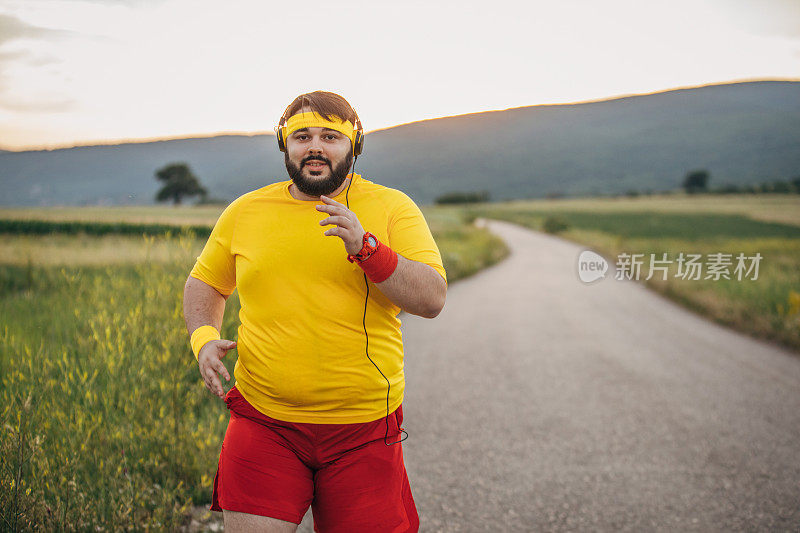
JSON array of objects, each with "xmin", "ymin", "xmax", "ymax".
[
  {"xmin": 303, "ymin": 158, "xmax": 328, "ymax": 169},
  {"xmin": 303, "ymin": 159, "xmax": 329, "ymax": 176}
]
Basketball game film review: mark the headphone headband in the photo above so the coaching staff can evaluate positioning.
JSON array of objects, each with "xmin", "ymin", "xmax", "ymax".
[{"xmin": 277, "ymin": 111, "xmax": 364, "ymax": 156}]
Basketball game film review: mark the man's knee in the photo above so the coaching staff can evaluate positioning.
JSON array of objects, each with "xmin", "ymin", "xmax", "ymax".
[{"xmin": 223, "ymin": 509, "xmax": 299, "ymax": 533}]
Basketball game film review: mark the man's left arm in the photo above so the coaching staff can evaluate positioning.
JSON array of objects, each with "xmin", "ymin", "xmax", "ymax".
[
  {"xmin": 317, "ymin": 194, "xmax": 447, "ymax": 319},
  {"xmin": 374, "ymin": 254, "xmax": 446, "ymax": 318}
]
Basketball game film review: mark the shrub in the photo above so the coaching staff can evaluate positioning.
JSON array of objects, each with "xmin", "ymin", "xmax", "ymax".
[
  {"xmin": 542, "ymin": 216, "xmax": 569, "ymax": 234},
  {"xmin": 435, "ymin": 191, "xmax": 490, "ymax": 205}
]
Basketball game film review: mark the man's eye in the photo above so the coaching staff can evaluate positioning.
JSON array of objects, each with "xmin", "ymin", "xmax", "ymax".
[{"xmin": 325, "ymin": 134, "xmax": 337, "ymax": 140}]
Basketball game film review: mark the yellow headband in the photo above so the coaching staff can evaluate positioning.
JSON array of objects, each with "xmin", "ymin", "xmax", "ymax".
[{"xmin": 282, "ymin": 111, "xmax": 357, "ymax": 146}]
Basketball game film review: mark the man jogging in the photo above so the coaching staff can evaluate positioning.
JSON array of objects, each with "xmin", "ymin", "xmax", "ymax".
[{"xmin": 183, "ymin": 91, "xmax": 447, "ymax": 532}]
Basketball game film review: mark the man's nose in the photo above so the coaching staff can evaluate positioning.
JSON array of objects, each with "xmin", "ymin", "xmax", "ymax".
[{"xmin": 307, "ymin": 135, "xmax": 324, "ymax": 153}]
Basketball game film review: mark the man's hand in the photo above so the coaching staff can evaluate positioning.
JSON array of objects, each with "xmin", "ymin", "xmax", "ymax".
[
  {"xmin": 316, "ymin": 195, "xmax": 365, "ymax": 255},
  {"xmin": 198, "ymin": 339, "xmax": 236, "ymax": 398},
  {"xmin": 315, "ymin": 193, "xmax": 446, "ymax": 318}
]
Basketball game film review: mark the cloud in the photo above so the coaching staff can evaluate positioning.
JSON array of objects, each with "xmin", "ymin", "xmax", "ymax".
[
  {"xmin": 0, "ymin": 48, "xmax": 59, "ymax": 68},
  {"xmin": 0, "ymin": 97, "xmax": 75, "ymax": 113},
  {"xmin": 0, "ymin": 13, "xmax": 74, "ymax": 46},
  {"xmin": 0, "ymin": 49, "xmax": 25, "ymax": 94},
  {"xmin": 0, "ymin": 49, "xmax": 28, "ymax": 63},
  {"xmin": 80, "ymin": 0, "xmax": 165, "ymax": 5},
  {"xmin": 0, "ymin": 14, "xmax": 77, "ymax": 112},
  {"xmin": 709, "ymin": 0, "xmax": 800, "ymax": 38},
  {"xmin": 24, "ymin": 54, "xmax": 61, "ymax": 67}
]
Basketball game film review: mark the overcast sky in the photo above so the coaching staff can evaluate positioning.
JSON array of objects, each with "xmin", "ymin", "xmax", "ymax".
[{"xmin": 0, "ymin": 0, "xmax": 798, "ymax": 151}]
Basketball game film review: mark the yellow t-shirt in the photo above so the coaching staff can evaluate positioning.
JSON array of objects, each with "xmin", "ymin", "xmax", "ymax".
[{"xmin": 190, "ymin": 173, "xmax": 446, "ymax": 423}]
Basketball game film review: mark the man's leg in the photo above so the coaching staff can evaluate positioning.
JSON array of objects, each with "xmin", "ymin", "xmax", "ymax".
[
  {"xmin": 224, "ymin": 510, "xmax": 298, "ymax": 533},
  {"xmin": 311, "ymin": 440, "xmax": 419, "ymax": 533},
  {"xmin": 213, "ymin": 389, "xmax": 315, "ymax": 528}
]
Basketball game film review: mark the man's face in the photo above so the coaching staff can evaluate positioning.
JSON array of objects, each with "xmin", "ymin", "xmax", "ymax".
[{"xmin": 284, "ymin": 124, "xmax": 354, "ymax": 197}]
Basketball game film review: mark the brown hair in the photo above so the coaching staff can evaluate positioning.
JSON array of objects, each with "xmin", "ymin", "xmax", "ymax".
[{"xmin": 280, "ymin": 91, "xmax": 360, "ymax": 126}]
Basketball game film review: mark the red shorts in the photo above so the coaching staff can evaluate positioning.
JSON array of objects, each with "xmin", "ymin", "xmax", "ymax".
[{"xmin": 210, "ymin": 386, "xmax": 419, "ymax": 532}]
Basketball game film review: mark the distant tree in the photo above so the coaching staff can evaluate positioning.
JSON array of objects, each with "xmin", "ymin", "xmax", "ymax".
[
  {"xmin": 716, "ymin": 184, "xmax": 742, "ymax": 194},
  {"xmin": 435, "ymin": 190, "xmax": 490, "ymax": 205},
  {"xmin": 792, "ymin": 176, "xmax": 800, "ymax": 194},
  {"xmin": 154, "ymin": 162, "xmax": 207, "ymax": 205},
  {"xmin": 196, "ymin": 195, "xmax": 230, "ymax": 206},
  {"xmin": 682, "ymin": 169, "xmax": 709, "ymax": 194},
  {"xmin": 770, "ymin": 180, "xmax": 792, "ymax": 194}
]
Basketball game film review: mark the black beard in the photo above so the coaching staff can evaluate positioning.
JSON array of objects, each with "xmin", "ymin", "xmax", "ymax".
[{"xmin": 285, "ymin": 150, "xmax": 354, "ymax": 197}]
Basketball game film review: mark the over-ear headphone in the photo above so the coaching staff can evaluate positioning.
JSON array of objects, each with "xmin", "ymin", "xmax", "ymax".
[
  {"xmin": 276, "ymin": 113, "xmax": 364, "ymax": 156},
  {"xmin": 353, "ymin": 124, "xmax": 364, "ymax": 156}
]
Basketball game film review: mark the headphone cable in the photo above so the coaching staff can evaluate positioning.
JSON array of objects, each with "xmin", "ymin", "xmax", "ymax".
[{"xmin": 345, "ymin": 154, "xmax": 408, "ymax": 447}]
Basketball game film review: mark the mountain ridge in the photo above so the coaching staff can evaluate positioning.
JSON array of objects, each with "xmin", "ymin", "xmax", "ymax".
[{"xmin": 1, "ymin": 80, "xmax": 798, "ymax": 206}]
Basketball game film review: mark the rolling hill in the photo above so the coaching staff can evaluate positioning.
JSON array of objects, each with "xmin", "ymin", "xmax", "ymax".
[{"xmin": 1, "ymin": 80, "xmax": 798, "ymax": 206}]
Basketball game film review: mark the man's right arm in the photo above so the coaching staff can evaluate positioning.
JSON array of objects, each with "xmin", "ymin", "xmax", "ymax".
[
  {"xmin": 183, "ymin": 275, "xmax": 236, "ymax": 398},
  {"xmin": 184, "ymin": 275, "xmax": 228, "ymax": 333}
]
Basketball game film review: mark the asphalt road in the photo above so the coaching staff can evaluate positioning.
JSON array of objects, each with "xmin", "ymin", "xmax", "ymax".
[{"xmin": 297, "ymin": 219, "xmax": 800, "ymax": 532}]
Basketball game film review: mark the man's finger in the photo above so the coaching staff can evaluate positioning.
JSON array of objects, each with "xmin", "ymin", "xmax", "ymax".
[
  {"xmin": 205, "ymin": 368, "xmax": 223, "ymax": 397},
  {"xmin": 319, "ymin": 195, "xmax": 344, "ymax": 207},
  {"xmin": 316, "ymin": 206, "xmax": 350, "ymax": 219},
  {"xmin": 315, "ymin": 203, "xmax": 344, "ymax": 213},
  {"xmin": 203, "ymin": 364, "xmax": 216, "ymax": 383},
  {"xmin": 202, "ymin": 365, "xmax": 215, "ymax": 385},
  {"xmin": 201, "ymin": 369, "xmax": 213, "ymax": 393},
  {"xmin": 215, "ymin": 339, "xmax": 237, "ymax": 357},
  {"xmin": 216, "ymin": 360, "xmax": 231, "ymax": 382},
  {"xmin": 224, "ymin": 340, "xmax": 237, "ymax": 350},
  {"xmin": 319, "ymin": 215, "xmax": 350, "ymax": 227}
]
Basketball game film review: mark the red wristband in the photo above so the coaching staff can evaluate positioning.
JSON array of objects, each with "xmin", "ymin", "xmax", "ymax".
[{"xmin": 358, "ymin": 241, "xmax": 398, "ymax": 283}]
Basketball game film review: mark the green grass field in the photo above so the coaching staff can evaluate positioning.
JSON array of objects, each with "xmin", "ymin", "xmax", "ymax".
[
  {"xmin": 461, "ymin": 194, "xmax": 800, "ymax": 352},
  {"xmin": 490, "ymin": 193, "xmax": 800, "ymax": 227},
  {"xmin": 0, "ymin": 205, "xmax": 226, "ymax": 226},
  {"xmin": 0, "ymin": 207, "xmax": 507, "ymax": 530}
]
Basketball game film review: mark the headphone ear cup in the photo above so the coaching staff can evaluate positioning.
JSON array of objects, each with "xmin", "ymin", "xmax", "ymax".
[
  {"xmin": 354, "ymin": 131, "xmax": 363, "ymax": 156},
  {"xmin": 277, "ymin": 128, "xmax": 286, "ymax": 152}
]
